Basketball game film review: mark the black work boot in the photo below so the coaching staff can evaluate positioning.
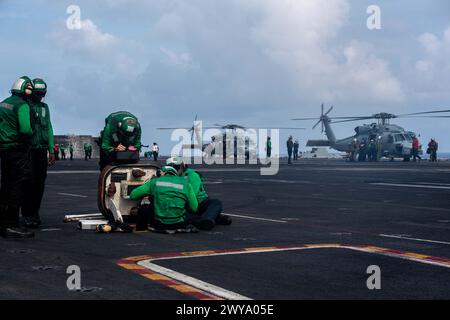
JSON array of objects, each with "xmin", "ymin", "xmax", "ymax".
[
  {"xmin": 216, "ymin": 214, "xmax": 232, "ymax": 226},
  {"xmin": 197, "ymin": 219, "xmax": 215, "ymax": 231},
  {"xmin": 23, "ymin": 217, "xmax": 41, "ymax": 229},
  {"xmin": 1, "ymin": 227, "xmax": 35, "ymax": 239}
]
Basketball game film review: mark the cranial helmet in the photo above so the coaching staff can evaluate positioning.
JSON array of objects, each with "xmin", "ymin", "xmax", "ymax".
[
  {"xmin": 166, "ymin": 156, "xmax": 183, "ymax": 166},
  {"xmin": 11, "ymin": 76, "xmax": 33, "ymax": 95},
  {"xmin": 32, "ymin": 78, "xmax": 47, "ymax": 98},
  {"xmin": 161, "ymin": 165, "xmax": 179, "ymax": 176},
  {"xmin": 118, "ymin": 117, "xmax": 138, "ymax": 137}
]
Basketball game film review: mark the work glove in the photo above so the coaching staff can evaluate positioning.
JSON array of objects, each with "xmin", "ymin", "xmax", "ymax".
[
  {"xmin": 115, "ymin": 144, "xmax": 126, "ymax": 152},
  {"xmin": 48, "ymin": 153, "xmax": 56, "ymax": 166}
]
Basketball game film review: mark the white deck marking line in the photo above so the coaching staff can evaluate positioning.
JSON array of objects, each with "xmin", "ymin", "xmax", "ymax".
[
  {"xmin": 243, "ymin": 178, "xmax": 312, "ymax": 184},
  {"xmin": 197, "ymin": 168, "xmax": 261, "ymax": 172},
  {"xmin": 141, "ymin": 262, "xmax": 251, "ymax": 300},
  {"xmin": 370, "ymin": 182, "xmax": 450, "ymax": 190},
  {"xmin": 40, "ymin": 228, "xmax": 62, "ymax": 232},
  {"xmin": 137, "ymin": 245, "xmax": 450, "ymax": 300},
  {"xmin": 57, "ymin": 193, "xmax": 88, "ymax": 198},
  {"xmin": 223, "ymin": 213, "xmax": 288, "ymax": 224},
  {"xmin": 48, "ymin": 170, "xmax": 99, "ymax": 174},
  {"xmin": 419, "ymin": 182, "xmax": 450, "ymax": 186},
  {"xmin": 379, "ymin": 234, "xmax": 450, "ymax": 245}
]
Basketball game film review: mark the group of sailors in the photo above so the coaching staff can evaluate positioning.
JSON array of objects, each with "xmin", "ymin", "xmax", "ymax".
[{"xmin": 0, "ymin": 77, "xmax": 231, "ymax": 239}]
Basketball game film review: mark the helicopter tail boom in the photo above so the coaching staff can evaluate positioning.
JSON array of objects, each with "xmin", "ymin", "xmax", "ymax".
[{"xmin": 306, "ymin": 140, "xmax": 331, "ymax": 147}]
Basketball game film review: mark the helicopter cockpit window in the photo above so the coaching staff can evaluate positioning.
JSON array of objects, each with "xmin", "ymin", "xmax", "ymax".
[
  {"xmin": 404, "ymin": 134, "xmax": 413, "ymax": 141},
  {"xmin": 394, "ymin": 134, "xmax": 405, "ymax": 142},
  {"xmin": 388, "ymin": 135, "xmax": 394, "ymax": 143}
]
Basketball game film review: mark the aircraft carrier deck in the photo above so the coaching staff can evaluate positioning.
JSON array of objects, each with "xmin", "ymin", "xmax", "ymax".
[{"xmin": 1, "ymin": 158, "xmax": 450, "ymax": 300}]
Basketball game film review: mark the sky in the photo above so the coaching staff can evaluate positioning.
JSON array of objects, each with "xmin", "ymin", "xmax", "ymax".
[{"xmin": 1, "ymin": 0, "xmax": 449, "ymax": 154}]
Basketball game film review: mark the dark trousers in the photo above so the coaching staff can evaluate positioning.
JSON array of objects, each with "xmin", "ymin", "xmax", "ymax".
[
  {"xmin": 153, "ymin": 152, "xmax": 158, "ymax": 161},
  {"xmin": 136, "ymin": 204, "xmax": 188, "ymax": 230},
  {"xmin": 188, "ymin": 198, "xmax": 222, "ymax": 227},
  {"xmin": 287, "ymin": 149, "xmax": 293, "ymax": 164},
  {"xmin": 430, "ymin": 150, "xmax": 437, "ymax": 162},
  {"xmin": 99, "ymin": 149, "xmax": 112, "ymax": 171},
  {"xmin": 0, "ymin": 146, "xmax": 32, "ymax": 228},
  {"xmin": 21, "ymin": 149, "xmax": 48, "ymax": 220},
  {"xmin": 200, "ymin": 198, "xmax": 222, "ymax": 222},
  {"xmin": 266, "ymin": 149, "xmax": 271, "ymax": 158},
  {"xmin": 412, "ymin": 148, "xmax": 421, "ymax": 161},
  {"xmin": 70, "ymin": 152, "xmax": 73, "ymax": 160}
]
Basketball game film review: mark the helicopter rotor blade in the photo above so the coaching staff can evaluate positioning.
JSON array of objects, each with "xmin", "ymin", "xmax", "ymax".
[
  {"xmin": 401, "ymin": 115, "xmax": 450, "ymax": 118},
  {"xmin": 325, "ymin": 105, "xmax": 333, "ymax": 116},
  {"xmin": 157, "ymin": 127, "xmax": 191, "ymax": 130},
  {"xmin": 312, "ymin": 119, "xmax": 322, "ymax": 130},
  {"xmin": 331, "ymin": 117, "xmax": 374, "ymax": 124},
  {"xmin": 270, "ymin": 127, "xmax": 306, "ymax": 130},
  {"xmin": 397, "ymin": 109, "xmax": 450, "ymax": 117},
  {"xmin": 292, "ymin": 117, "xmax": 321, "ymax": 120}
]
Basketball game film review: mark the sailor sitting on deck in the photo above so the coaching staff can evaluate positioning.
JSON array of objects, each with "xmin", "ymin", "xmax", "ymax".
[{"xmin": 130, "ymin": 164, "xmax": 198, "ymax": 233}]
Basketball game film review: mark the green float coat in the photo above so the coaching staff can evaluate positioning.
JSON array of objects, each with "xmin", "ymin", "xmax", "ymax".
[
  {"xmin": 130, "ymin": 175, "xmax": 198, "ymax": 225},
  {"xmin": 29, "ymin": 100, "xmax": 54, "ymax": 153},
  {"xmin": 0, "ymin": 95, "xmax": 33, "ymax": 148},
  {"xmin": 101, "ymin": 111, "xmax": 142, "ymax": 154}
]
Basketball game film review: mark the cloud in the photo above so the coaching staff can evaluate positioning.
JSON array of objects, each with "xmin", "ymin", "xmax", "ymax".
[
  {"xmin": 248, "ymin": 0, "xmax": 404, "ymax": 105},
  {"xmin": 50, "ymin": 19, "xmax": 118, "ymax": 59},
  {"xmin": 33, "ymin": 0, "xmax": 429, "ymax": 150},
  {"xmin": 133, "ymin": 0, "xmax": 404, "ymax": 123},
  {"xmin": 159, "ymin": 47, "xmax": 195, "ymax": 69},
  {"xmin": 413, "ymin": 26, "xmax": 450, "ymax": 97}
]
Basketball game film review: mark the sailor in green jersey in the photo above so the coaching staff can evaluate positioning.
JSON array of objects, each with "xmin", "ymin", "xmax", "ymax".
[
  {"xmin": 99, "ymin": 111, "xmax": 142, "ymax": 171},
  {"xmin": 130, "ymin": 164, "xmax": 198, "ymax": 232},
  {"xmin": 60, "ymin": 144, "xmax": 66, "ymax": 160},
  {"xmin": 69, "ymin": 144, "xmax": 74, "ymax": 160},
  {"xmin": 0, "ymin": 76, "xmax": 35, "ymax": 238},
  {"xmin": 21, "ymin": 78, "xmax": 55, "ymax": 228},
  {"xmin": 167, "ymin": 157, "xmax": 232, "ymax": 231},
  {"xmin": 83, "ymin": 143, "xmax": 91, "ymax": 160}
]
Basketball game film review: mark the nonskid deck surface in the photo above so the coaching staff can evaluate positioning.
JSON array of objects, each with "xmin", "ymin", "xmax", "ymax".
[{"xmin": 1, "ymin": 158, "xmax": 450, "ymax": 299}]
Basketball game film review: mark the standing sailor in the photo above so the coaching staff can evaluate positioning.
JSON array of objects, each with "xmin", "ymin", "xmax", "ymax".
[
  {"xmin": 0, "ymin": 76, "xmax": 35, "ymax": 238},
  {"xmin": 21, "ymin": 78, "xmax": 54, "ymax": 228}
]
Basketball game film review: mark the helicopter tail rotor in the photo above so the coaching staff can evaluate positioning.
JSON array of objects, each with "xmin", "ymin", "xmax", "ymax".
[{"xmin": 310, "ymin": 103, "xmax": 333, "ymax": 132}]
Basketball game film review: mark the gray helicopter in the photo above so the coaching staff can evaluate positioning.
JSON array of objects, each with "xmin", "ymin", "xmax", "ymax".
[
  {"xmin": 292, "ymin": 104, "xmax": 450, "ymax": 161},
  {"xmin": 158, "ymin": 116, "xmax": 305, "ymax": 158}
]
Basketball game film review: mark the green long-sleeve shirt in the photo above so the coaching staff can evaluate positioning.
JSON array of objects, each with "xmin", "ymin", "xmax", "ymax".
[
  {"xmin": 0, "ymin": 95, "xmax": 33, "ymax": 148},
  {"xmin": 130, "ymin": 175, "xmax": 198, "ymax": 224},
  {"xmin": 182, "ymin": 168, "xmax": 209, "ymax": 204},
  {"xmin": 18, "ymin": 104, "xmax": 32, "ymax": 136}
]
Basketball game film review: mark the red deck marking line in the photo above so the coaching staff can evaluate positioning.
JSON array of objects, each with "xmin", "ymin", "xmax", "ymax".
[
  {"xmin": 118, "ymin": 244, "xmax": 450, "ymax": 300},
  {"xmin": 380, "ymin": 248, "xmax": 405, "ymax": 255},
  {"xmin": 425, "ymin": 256, "xmax": 450, "ymax": 264}
]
